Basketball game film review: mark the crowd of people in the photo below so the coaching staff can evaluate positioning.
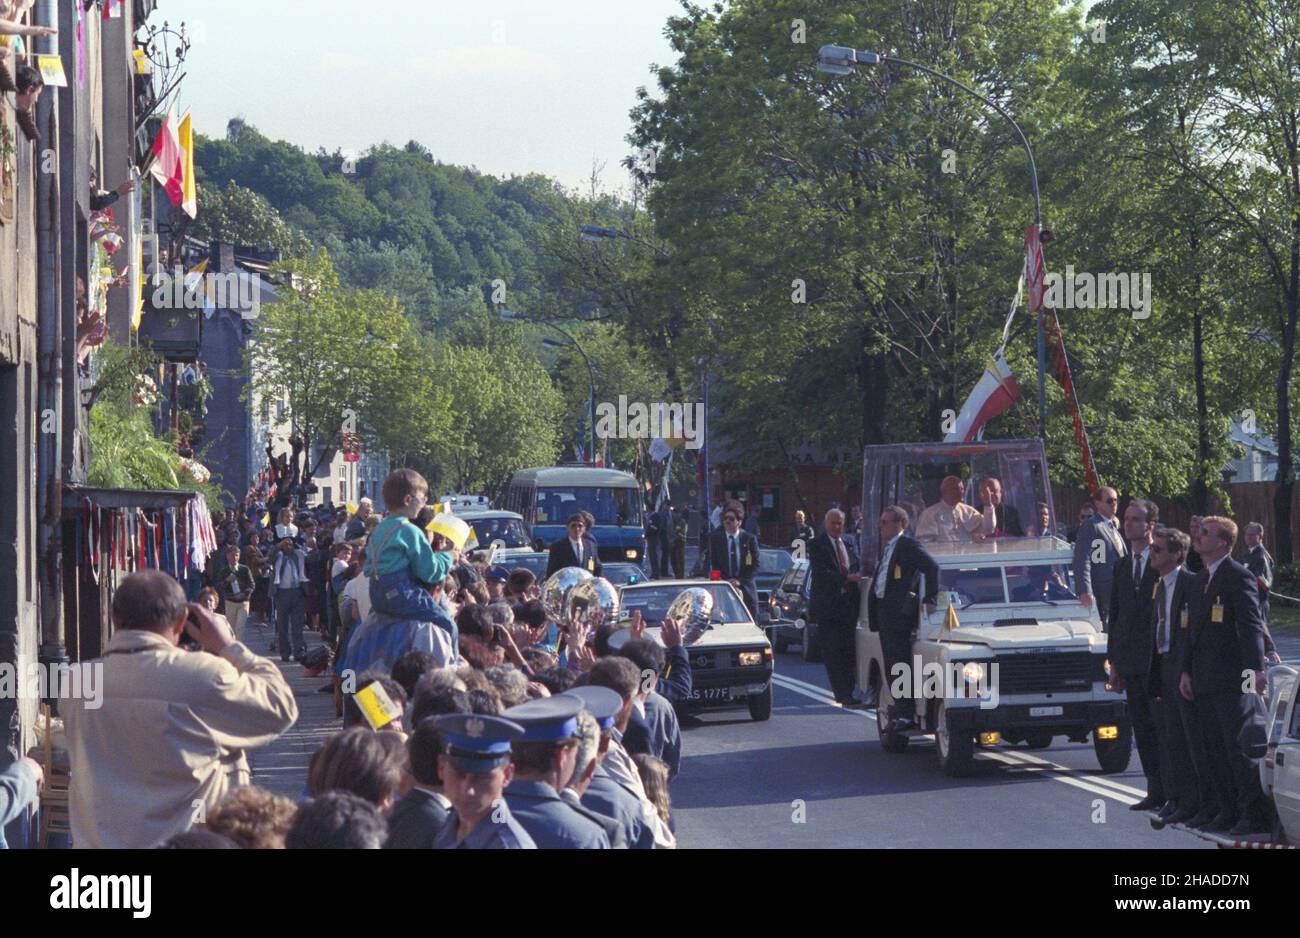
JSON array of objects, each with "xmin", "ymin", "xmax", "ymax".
[{"xmin": 40, "ymin": 467, "xmax": 692, "ymax": 849}]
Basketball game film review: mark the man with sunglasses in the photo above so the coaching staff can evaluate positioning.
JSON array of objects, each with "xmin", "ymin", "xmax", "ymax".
[
  {"xmin": 545, "ymin": 514, "xmax": 604, "ymax": 579},
  {"xmin": 708, "ymin": 501, "xmax": 760, "ymax": 618},
  {"xmin": 1072, "ymin": 486, "xmax": 1126, "ymax": 629}
]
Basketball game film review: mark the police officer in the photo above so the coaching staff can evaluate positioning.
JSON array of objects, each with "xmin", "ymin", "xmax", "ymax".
[
  {"xmin": 567, "ymin": 684, "xmax": 655, "ymax": 849},
  {"xmin": 431, "ymin": 714, "xmax": 537, "ymax": 849},
  {"xmin": 500, "ymin": 696, "xmax": 612, "ymax": 848},
  {"xmin": 558, "ymin": 708, "xmax": 628, "ymax": 847}
]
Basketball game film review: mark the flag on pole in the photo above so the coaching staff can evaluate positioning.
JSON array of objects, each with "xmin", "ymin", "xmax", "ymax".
[
  {"xmin": 943, "ymin": 602, "xmax": 960, "ymax": 632},
  {"xmin": 943, "ymin": 351, "xmax": 1022, "ymax": 443},
  {"xmin": 146, "ymin": 111, "xmax": 185, "ymax": 210},
  {"xmin": 178, "ymin": 110, "xmax": 197, "ymax": 219},
  {"xmin": 1025, "ymin": 225, "xmax": 1100, "ymax": 497}
]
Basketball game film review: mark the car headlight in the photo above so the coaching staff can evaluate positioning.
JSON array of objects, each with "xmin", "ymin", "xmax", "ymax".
[
  {"xmin": 738, "ymin": 651, "xmax": 763, "ymax": 667},
  {"xmin": 960, "ymin": 661, "xmax": 987, "ymax": 684},
  {"xmin": 625, "ymin": 549, "xmax": 638, "ymax": 559}
]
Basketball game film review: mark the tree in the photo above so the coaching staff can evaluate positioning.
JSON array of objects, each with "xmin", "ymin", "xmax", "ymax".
[
  {"xmin": 421, "ymin": 342, "xmax": 563, "ymax": 498},
  {"xmin": 190, "ymin": 181, "xmax": 314, "ymax": 258},
  {"xmin": 246, "ymin": 250, "xmax": 452, "ymax": 485}
]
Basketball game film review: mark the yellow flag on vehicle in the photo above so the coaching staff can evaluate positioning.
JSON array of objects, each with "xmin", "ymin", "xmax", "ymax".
[{"xmin": 943, "ymin": 603, "xmax": 960, "ymax": 632}]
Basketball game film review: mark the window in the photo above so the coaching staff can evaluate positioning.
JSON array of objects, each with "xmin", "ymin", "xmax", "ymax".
[{"xmin": 534, "ymin": 486, "xmax": 642, "ymax": 526}]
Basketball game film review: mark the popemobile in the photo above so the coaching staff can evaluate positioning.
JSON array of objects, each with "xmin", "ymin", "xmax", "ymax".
[{"xmin": 853, "ymin": 439, "xmax": 1132, "ymax": 777}]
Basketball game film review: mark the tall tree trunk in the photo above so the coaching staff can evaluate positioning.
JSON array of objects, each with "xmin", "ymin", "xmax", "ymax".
[
  {"xmin": 1276, "ymin": 290, "xmax": 1297, "ymax": 565},
  {"xmin": 1191, "ymin": 306, "xmax": 1209, "ymax": 515}
]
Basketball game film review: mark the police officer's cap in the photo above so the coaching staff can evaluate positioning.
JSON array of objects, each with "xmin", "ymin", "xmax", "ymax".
[
  {"xmin": 502, "ymin": 696, "xmax": 583, "ymax": 742},
  {"xmin": 563, "ymin": 686, "xmax": 623, "ymax": 732},
  {"xmin": 432, "ymin": 713, "xmax": 525, "ymax": 773},
  {"xmin": 485, "ymin": 565, "xmax": 510, "ymax": 583}
]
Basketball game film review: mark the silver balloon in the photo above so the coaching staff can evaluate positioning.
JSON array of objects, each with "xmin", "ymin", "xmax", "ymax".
[
  {"xmin": 563, "ymin": 577, "xmax": 620, "ymax": 635},
  {"xmin": 667, "ymin": 587, "xmax": 714, "ymax": 644},
  {"xmin": 541, "ymin": 566, "xmax": 594, "ymax": 622}
]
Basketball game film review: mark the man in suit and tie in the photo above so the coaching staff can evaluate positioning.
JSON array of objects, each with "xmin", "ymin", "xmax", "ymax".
[
  {"xmin": 1178, "ymin": 516, "xmax": 1271, "ymax": 836},
  {"xmin": 1147, "ymin": 527, "xmax": 1207, "ymax": 825},
  {"xmin": 386, "ymin": 717, "xmax": 451, "ymax": 848},
  {"xmin": 708, "ymin": 501, "xmax": 760, "ymax": 618},
  {"xmin": 1072, "ymin": 486, "xmax": 1126, "ymax": 629},
  {"xmin": 975, "ymin": 477, "xmax": 1025, "ymax": 537},
  {"xmin": 867, "ymin": 506, "xmax": 940, "ymax": 731},
  {"xmin": 1106, "ymin": 498, "xmax": 1164, "ymax": 811},
  {"xmin": 545, "ymin": 514, "xmax": 604, "ymax": 579},
  {"xmin": 809, "ymin": 508, "xmax": 864, "ymax": 707}
]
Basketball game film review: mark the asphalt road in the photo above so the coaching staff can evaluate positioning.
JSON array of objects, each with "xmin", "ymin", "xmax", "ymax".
[{"xmin": 669, "ymin": 649, "xmax": 1213, "ymax": 849}]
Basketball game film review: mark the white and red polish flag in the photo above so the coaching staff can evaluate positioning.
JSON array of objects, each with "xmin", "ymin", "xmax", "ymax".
[
  {"xmin": 145, "ymin": 110, "xmax": 185, "ymax": 210},
  {"xmin": 943, "ymin": 351, "xmax": 1023, "ymax": 442}
]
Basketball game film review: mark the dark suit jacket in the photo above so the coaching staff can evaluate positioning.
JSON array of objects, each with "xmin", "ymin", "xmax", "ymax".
[
  {"xmin": 866, "ymin": 535, "xmax": 939, "ymax": 634},
  {"xmin": 545, "ymin": 536, "xmax": 603, "ymax": 579},
  {"xmin": 808, "ymin": 532, "xmax": 861, "ymax": 628},
  {"xmin": 1180, "ymin": 557, "xmax": 1267, "ymax": 695},
  {"xmin": 1156, "ymin": 567, "xmax": 1196, "ymax": 689},
  {"xmin": 1108, "ymin": 548, "xmax": 1161, "ymax": 678},
  {"xmin": 980, "ymin": 502, "xmax": 1024, "ymax": 537},
  {"xmin": 707, "ymin": 529, "xmax": 760, "ymax": 614},
  {"xmin": 384, "ymin": 787, "xmax": 449, "ymax": 849}
]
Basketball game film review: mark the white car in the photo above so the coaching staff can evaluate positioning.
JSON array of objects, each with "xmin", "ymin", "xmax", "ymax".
[
  {"xmin": 618, "ymin": 579, "xmax": 775, "ymax": 721},
  {"xmin": 1262, "ymin": 665, "xmax": 1300, "ymax": 842},
  {"xmin": 855, "ymin": 536, "xmax": 1131, "ymax": 777}
]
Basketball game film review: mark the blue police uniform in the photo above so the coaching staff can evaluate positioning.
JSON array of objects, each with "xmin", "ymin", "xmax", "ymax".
[
  {"xmin": 501, "ymin": 697, "xmax": 611, "ymax": 849},
  {"xmin": 430, "ymin": 713, "xmax": 536, "ymax": 850},
  {"xmin": 565, "ymin": 686, "xmax": 654, "ymax": 849}
]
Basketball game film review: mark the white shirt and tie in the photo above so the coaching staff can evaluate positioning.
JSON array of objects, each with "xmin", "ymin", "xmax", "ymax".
[
  {"xmin": 875, "ymin": 534, "xmax": 901, "ymax": 599},
  {"xmin": 728, "ymin": 534, "xmax": 741, "ymax": 577},
  {"xmin": 570, "ymin": 538, "xmax": 584, "ymax": 566},
  {"xmin": 1130, "ymin": 544, "xmax": 1150, "ymax": 589}
]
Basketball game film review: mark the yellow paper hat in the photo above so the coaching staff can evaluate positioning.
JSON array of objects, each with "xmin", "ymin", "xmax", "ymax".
[{"xmin": 425, "ymin": 513, "xmax": 471, "ymax": 550}]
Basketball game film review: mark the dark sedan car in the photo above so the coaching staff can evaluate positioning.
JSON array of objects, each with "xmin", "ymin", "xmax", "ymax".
[
  {"xmin": 766, "ymin": 559, "xmax": 821, "ymax": 660},
  {"xmin": 754, "ymin": 548, "xmax": 794, "ymax": 625}
]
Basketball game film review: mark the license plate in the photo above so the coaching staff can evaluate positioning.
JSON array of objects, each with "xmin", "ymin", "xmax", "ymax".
[
  {"xmin": 1030, "ymin": 706, "xmax": 1063, "ymax": 717},
  {"xmin": 690, "ymin": 687, "xmax": 731, "ymax": 702}
]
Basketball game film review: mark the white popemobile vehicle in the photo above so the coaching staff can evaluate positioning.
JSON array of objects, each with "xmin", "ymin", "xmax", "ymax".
[{"xmin": 852, "ymin": 439, "xmax": 1132, "ymax": 777}]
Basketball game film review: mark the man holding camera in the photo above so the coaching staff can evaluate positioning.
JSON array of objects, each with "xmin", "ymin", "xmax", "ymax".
[{"xmin": 65, "ymin": 571, "xmax": 299, "ymax": 848}]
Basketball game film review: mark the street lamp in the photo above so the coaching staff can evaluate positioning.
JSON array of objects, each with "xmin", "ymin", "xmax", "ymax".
[
  {"xmin": 500, "ymin": 309, "xmax": 598, "ymax": 462},
  {"xmin": 816, "ymin": 44, "xmax": 1048, "ymax": 441}
]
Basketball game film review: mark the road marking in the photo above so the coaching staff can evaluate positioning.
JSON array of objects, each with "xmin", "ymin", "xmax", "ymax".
[{"xmin": 771, "ymin": 673, "xmax": 1146, "ymax": 806}]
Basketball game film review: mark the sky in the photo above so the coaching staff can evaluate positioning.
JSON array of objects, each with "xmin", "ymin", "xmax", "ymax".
[{"xmin": 160, "ymin": 0, "xmax": 687, "ymax": 193}]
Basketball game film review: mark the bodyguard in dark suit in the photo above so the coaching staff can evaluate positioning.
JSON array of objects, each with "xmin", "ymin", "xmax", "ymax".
[
  {"xmin": 866, "ymin": 506, "xmax": 939, "ymax": 730},
  {"xmin": 707, "ymin": 502, "xmax": 760, "ymax": 617},
  {"xmin": 386, "ymin": 718, "xmax": 451, "ymax": 848},
  {"xmin": 545, "ymin": 514, "xmax": 604, "ymax": 579},
  {"xmin": 1243, "ymin": 522, "xmax": 1274, "ymax": 625},
  {"xmin": 1147, "ymin": 528, "xmax": 1208, "ymax": 825},
  {"xmin": 1106, "ymin": 499, "xmax": 1163, "ymax": 810},
  {"xmin": 809, "ymin": 509, "xmax": 864, "ymax": 706},
  {"xmin": 1178, "ymin": 516, "xmax": 1271, "ymax": 836},
  {"xmin": 1072, "ymin": 487, "xmax": 1126, "ymax": 629}
]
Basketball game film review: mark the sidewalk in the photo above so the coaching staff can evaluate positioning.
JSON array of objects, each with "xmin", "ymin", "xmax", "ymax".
[{"xmin": 244, "ymin": 618, "xmax": 339, "ymax": 801}]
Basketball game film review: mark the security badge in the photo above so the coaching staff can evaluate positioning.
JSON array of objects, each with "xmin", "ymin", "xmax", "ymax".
[
  {"xmin": 892, "ymin": 564, "xmax": 901, "ymax": 580},
  {"xmin": 744, "ymin": 551, "xmax": 752, "ymax": 566},
  {"xmin": 1211, "ymin": 601, "xmax": 1225, "ymax": 623},
  {"xmin": 587, "ymin": 557, "xmax": 595, "ymax": 571}
]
